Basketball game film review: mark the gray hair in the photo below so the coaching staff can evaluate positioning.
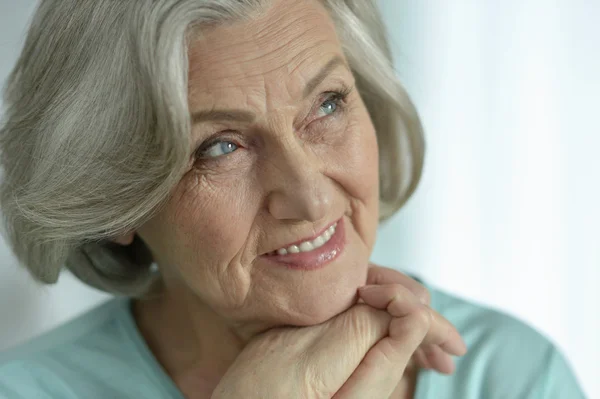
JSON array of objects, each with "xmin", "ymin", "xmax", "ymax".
[{"xmin": 0, "ymin": 0, "xmax": 424, "ymax": 297}]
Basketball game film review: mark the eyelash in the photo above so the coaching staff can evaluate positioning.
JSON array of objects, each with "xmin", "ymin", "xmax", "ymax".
[
  {"xmin": 313, "ymin": 86, "xmax": 352, "ymax": 122},
  {"xmin": 194, "ymin": 86, "xmax": 352, "ymax": 162}
]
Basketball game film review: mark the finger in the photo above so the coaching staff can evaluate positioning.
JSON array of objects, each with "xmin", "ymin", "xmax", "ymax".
[
  {"xmin": 333, "ymin": 302, "xmax": 430, "ymax": 398},
  {"xmin": 413, "ymin": 347, "xmax": 433, "ymax": 370},
  {"xmin": 367, "ymin": 263, "xmax": 430, "ymax": 305},
  {"xmin": 423, "ymin": 344, "xmax": 455, "ymax": 375},
  {"xmin": 412, "ymin": 344, "xmax": 456, "ymax": 374},
  {"xmin": 359, "ymin": 284, "xmax": 467, "ymax": 356},
  {"xmin": 358, "ymin": 285, "xmax": 463, "ymax": 378}
]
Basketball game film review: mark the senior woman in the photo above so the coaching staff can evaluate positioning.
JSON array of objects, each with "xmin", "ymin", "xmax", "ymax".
[{"xmin": 0, "ymin": 0, "xmax": 585, "ymax": 398}]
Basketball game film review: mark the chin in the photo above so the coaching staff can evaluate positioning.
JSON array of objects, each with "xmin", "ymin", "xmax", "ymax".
[
  {"xmin": 283, "ymin": 267, "xmax": 369, "ymax": 327},
  {"xmin": 255, "ymin": 217, "xmax": 373, "ymax": 327}
]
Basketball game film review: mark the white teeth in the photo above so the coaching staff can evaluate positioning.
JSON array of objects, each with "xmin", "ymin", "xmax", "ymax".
[
  {"xmin": 299, "ymin": 242, "xmax": 314, "ymax": 252},
  {"xmin": 312, "ymin": 235, "xmax": 325, "ymax": 248},
  {"xmin": 288, "ymin": 245, "xmax": 300, "ymax": 254},
  {"xmin": 273, "ymin": 222, "xmax": 338, "ymax": 255}
]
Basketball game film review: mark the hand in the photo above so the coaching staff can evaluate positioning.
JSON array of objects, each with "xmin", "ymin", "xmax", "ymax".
[
  {"xmin": 365, "ymin": 264, "xmax": 460, "ymax": 374},
  {"xmin": 334, "ymin": 277, "xmax": 467, "ymax": 397},
  {"xmin": 212, "ymin": 266, "xmax": 467, "ymax": 399}
]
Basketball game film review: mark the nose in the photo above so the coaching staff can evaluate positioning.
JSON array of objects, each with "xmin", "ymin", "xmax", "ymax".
[{"xmin": 262, "ymin": 140, "xmax": 332, "ymax": 222}]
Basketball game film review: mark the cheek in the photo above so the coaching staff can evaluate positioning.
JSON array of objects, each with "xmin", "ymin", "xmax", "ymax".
[
  {"xmin": 183, "ymin": 172, "xmax": 257, "ymax": 257},
  {"xmin": 325, "ymin": 111, "xmax": 379, "ymax": 204},
  {"xmin": 150, "ymin": 171, "xmax": 259, "ymax": 296},
  {"xmin": 321, "ymin": 108, "xmax": 379, "ymax": 248}
]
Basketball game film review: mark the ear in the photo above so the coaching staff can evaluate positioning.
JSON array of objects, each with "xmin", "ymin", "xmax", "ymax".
[{"xmin": 110, "ymin": 231, "xmax": 136, "ymax": 246}]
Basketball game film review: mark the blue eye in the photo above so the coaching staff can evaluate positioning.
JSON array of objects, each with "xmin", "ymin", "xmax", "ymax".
[
  {"xmin": 201, "ymin": 141, "xmax": 238, "ymax": 158},
  {"xmin": 319, "ymin": 97, "xmax": 338, "ymax": 116}
]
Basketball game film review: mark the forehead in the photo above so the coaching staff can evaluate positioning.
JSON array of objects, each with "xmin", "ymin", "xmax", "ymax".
[{"xmin": 187, "ymin": 0, "xmax": 345, "ymax": 108}]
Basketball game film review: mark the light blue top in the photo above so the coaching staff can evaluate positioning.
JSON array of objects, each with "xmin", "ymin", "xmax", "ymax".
[{"xmin": 0, "ymin": 279, "xmax": 587, "ymax": 398}]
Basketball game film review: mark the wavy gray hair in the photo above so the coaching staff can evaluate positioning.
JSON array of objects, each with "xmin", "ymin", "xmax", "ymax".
[{"xmin": 0, "ymin": 0, "xmax": 424, "ymax": 297}]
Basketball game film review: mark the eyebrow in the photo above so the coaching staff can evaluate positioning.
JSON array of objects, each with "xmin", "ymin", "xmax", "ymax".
[
  {"xmin": 302, "ymin": 55, "xmax": 346, "ymax": 98},
  {"xmin": 191, "ymin": 55, "xmax": 347, "ymax": 125},
  {"xmin": 192, "ymin": 109, "xmax": 255, "ymax": 124}
]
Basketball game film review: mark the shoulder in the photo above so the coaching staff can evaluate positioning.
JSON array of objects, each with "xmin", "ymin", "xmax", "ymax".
[
  {"xmin": 420, "ymin": 282, "xmax": 586, "ymax": 398},
  {"xmin": 0, "ymin": 298, "xmax": 132, "ymax": 399},
  {"xmin": 430, "ymin": 285, "xmax": 551, "ymax": 354}
]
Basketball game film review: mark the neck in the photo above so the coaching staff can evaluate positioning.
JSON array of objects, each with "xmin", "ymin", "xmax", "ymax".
[
  {"xmin": 131, "ymin": 285, "xmax": 419, "ymax": 399},
  {"xmin": 132, "ymin": 287, "xmax": 245, "ymax": 397}
]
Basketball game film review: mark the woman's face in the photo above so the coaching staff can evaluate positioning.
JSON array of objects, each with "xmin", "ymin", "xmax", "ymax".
[{"xmin": 136, "ymin": 0, "xmax": 379, "ymax": 329}]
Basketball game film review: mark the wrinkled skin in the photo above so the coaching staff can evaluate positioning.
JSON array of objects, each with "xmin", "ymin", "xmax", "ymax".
[
  {"xmin": 112, "ymin": 0, "xmax": 464, "ymax": 397},
  {"xmin": 128, "ymin": 0, "xmax": 378, "ymax": 346}
]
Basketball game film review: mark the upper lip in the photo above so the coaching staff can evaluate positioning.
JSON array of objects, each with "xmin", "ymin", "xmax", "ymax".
[{"xmin": 260, "ymin": 218, "xmax": 340, "ymax": 255}]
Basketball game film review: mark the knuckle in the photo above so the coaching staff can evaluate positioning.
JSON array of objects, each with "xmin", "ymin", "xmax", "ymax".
[
  {"xmin": 387, "ymin": 304, "xmax": 432, "ymax": 344},
  {"xmin": 385, "ymin": 286, "xmax": 421, "ymax": 317},
  {"xmin": 385, "ymin": 290, "xmax": 402, "ymax": 311},
  {"xmin": 367, "ymin": 342, "xmax": 396, "ymax": 369},
  {"xmin": 410, "ymin": 304, "xmax": 433, "ymax": 332},
  {"xmin": 417, "ymin": 286, "xmax": 431, "ymax": 305}
]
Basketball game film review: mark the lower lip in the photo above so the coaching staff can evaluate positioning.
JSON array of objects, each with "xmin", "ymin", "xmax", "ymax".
[{"xmin": 261, "ymin": 218, "xmax": 346, "ymax": 271}]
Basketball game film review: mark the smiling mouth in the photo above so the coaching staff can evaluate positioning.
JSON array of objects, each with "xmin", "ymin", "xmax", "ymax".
[
  {"xmin": 260, "ymin": 218, "xmax": 346, "ymax": 271},
  {"xmin": 265, "ymin": 222, "xmax": 338, "ymax": 256}
]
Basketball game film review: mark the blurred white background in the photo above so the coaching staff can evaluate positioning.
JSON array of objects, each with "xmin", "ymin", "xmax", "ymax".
[{"xmin": 0, "ymin": 1, "xmax": 598, "ymax": 398}]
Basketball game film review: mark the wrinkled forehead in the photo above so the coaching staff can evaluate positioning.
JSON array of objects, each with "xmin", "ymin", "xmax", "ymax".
[{"xmin": 186, "ymin": 0, "xmax": 345, "ymax": 108}]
